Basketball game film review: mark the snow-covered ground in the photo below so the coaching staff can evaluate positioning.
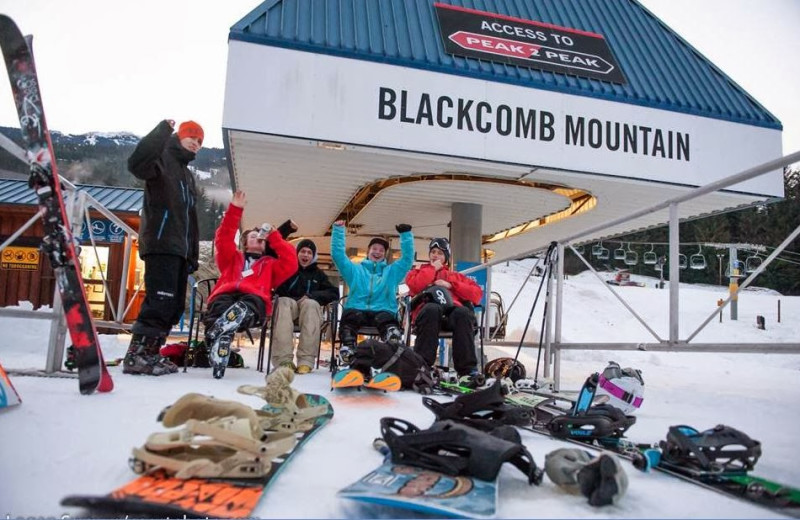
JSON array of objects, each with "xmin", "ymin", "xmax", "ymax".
[{"xmin": 0, "ymin": 260, "xmax": 798, "ymax": 518}]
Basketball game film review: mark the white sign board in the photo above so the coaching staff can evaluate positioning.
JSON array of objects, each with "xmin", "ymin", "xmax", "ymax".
[{"xmin": 223, "ymin": 41, "xmax": 783, "ymax": 197}]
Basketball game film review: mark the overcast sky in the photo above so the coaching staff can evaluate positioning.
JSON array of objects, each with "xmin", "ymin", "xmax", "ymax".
[{"xmin": 0, "ymin": 0, "xmax": 797, "ymax": 160}]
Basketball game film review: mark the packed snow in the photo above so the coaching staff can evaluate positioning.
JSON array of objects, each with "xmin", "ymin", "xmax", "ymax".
[{"xmin": 0, "ymin": 259, "xmax": 798, "ymax": 518}]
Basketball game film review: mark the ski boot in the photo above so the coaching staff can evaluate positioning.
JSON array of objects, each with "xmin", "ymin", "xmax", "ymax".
[
  {"xmin": 206, "ymin": 301, "xmax": 251, "ymax": 379},
  {"xmin": 123, "ymin": 334, "xmax": 172, "ymax": 376}
]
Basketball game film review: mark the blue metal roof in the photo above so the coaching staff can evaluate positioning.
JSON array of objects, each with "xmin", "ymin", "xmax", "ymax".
[
  {"xmin": 0, "ymin": 178, "xmax": 143, "ymax": 213},
  {"xmin": 230, "ymin": 0, "xmax": 780, "ymax": 130}
]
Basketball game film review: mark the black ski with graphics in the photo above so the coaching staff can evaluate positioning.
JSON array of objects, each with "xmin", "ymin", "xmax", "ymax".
[{"xmin": 0, "ymin": 15, "xmax": 112, "ymax": 394}]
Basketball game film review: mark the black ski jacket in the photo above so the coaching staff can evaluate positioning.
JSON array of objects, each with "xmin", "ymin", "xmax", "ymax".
[
  {"xmin": 128, "ymin": 120, "xmax": 199, "ymax": 270},
  {"xmin": 275, "ymin": 262, "xmax": 339, "ymax": 306}
]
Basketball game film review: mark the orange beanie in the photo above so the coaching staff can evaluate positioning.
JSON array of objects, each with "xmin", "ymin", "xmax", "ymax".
[{"xmin": 177, "ymin": 120, "xmax": 204, "ymax": 143}]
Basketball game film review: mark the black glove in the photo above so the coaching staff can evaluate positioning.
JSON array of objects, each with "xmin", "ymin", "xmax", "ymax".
[{"xmin": 395, "ymin": 223, "xmax": 412, "ymax": 233}]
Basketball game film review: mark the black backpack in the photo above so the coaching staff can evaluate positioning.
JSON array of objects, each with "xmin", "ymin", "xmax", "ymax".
[{"xmin": 352, "ymin": 339, "xmax": 434, "ymax": 392}]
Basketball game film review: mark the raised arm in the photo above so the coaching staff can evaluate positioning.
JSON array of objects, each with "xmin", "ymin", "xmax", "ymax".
[
  {"xmin": 330, "ymin": 221, "xmax": 356, "ymax": 283},
  {"xmin": 127, "ymin": 120, "xmax": 173, "ymax": 181}
]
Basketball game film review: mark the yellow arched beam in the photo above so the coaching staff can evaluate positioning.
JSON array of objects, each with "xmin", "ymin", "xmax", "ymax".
[{"xmin": 330, "ymin": 173, "xmax": 596, "ymax": 243}]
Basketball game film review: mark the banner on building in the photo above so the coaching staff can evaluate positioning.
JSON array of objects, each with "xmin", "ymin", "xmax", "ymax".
[{"xmin": 434, "ymin": 3, "xmax": 626, "ymax": 84}]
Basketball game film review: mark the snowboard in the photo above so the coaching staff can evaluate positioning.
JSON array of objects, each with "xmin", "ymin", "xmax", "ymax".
[
  {"xmin": 332, "ymin": 368, "xmax": 402, "ymax": 392},
  {"xmin": 339, "ymin": 460, "xmax": 498, "ymax": 518},
  {"xmin": 0, "ymin": 15, "xmax": 112, "ymax": 395},
  {"xmin": 61, "ymin": 394, "xmax": 334, "ymax": 518},
  {"xmin": 0, "ymin": 362, "xmax": 22, "ymax": 409}
]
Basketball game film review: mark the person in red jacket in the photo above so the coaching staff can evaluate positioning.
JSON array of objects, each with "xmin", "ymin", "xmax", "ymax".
[
  {"xmin": 202, "ymin": 190, "xmax": 298, "ymax": 366},
  {"xmin": 405, "ymin": 238, "xmax": 483, "ymax": 386}
]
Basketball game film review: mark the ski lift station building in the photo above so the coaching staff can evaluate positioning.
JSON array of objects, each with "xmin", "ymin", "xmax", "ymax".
[{"xmin": 221, "ymin": 0, "xmax": 783, "ymax": 266}]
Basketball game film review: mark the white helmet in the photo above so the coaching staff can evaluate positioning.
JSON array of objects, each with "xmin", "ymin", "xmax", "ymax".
[{"xmin": 594, "ymin": 361, "xmax": 644, "ymax": 415}]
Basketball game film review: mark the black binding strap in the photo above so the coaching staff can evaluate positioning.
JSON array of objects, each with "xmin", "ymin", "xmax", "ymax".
[{"xmin": 380, "ymin": 418, "xmax": 543, "ymax": 484}]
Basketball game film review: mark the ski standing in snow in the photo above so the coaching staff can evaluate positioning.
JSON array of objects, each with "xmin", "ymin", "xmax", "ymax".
[{"xmin": 0, "ymin": 15, "xmax": 112, "ymax": 394}]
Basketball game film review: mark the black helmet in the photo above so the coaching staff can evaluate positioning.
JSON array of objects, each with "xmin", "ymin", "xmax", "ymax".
[{"xmin": 484, "ymin": 357, "xmax": 526, "ymax": 382}]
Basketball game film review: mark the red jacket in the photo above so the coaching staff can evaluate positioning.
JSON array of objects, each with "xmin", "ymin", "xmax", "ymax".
[
  {"xmin": 208, "ymin": 204, "xmax": 297, "ymax": 315},
  {"xmin": 405, "ymin": 263, "xmax": 483, "ymax": 322}
]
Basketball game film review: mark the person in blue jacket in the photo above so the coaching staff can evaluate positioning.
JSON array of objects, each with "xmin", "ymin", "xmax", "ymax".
[{"xmin": 331, "ymin": 220, "xmax": 414, "ymax": 365}]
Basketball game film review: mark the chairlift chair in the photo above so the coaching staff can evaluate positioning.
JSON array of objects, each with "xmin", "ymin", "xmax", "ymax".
[
  {"xmin": 678, "ymin": 253, "xmax": 688, "ymax": 270},
  {"xmin": 643, "ymin": 244, "xmax": 657, "ymax": 265},
  {"xmin": 574, "ymin": 244, "xmax": 585, "ymax": 255},
  {"xmin": 624, "ymin": 243, "xmax": 638, "ymax": 266},
  {"xmin": 613, "ymin": 244, "xmax": 627, "ymax": 261},
  {"xmin": 597, "ymin": 245, "xmax": 610, "ymax": 260},
  {"xmin": 689, "ymin": 245, "xmax": 707, "ymax": 270},
  {"xmin": 745, "ymin": 254, "xmax": 762, "ymax": 274},
  {"xmin": 591, "ymin": 243, "xmax": 602, "ymax": 257}
]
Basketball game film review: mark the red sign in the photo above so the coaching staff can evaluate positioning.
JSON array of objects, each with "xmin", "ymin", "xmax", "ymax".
[{"xmin": 449, "ymin": 31, "xmax": 541, "ymax": 59}]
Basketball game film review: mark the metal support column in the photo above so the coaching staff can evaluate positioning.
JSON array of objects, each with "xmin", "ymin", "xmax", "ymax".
[
  {"xmin": 553, "ymin": 242, "xmax": 564, "ymax": 390},
  {"xmin": 451, "ymin": 203, "xmax": 482, "ymax": 263},
  {"xmin": 729, "ymin": 246, "xmax": 739, "ymax": 320},
  {"xmin": 669, "ymin": 203, "xmax": 680, "ymax": 343}
]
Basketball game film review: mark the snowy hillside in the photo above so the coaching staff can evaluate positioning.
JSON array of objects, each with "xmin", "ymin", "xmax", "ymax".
[{"xmin": 0, "ymin": 260, "xmax": 798, "ymax": 518}]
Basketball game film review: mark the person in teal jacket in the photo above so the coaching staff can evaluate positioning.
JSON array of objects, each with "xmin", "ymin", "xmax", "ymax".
[{"xmin": 331, "ymin": 220, "xmax": 414, "ymax": 364}]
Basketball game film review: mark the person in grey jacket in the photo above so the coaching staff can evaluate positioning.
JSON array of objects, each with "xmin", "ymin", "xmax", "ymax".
[{"xmin": 123, "ymin": 119, "xmax": 202, "ymax": 376}]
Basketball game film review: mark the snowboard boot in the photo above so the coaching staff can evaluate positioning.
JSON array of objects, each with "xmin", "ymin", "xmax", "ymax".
[
  {"xmin": 206, "ymin": 301, "xmax": 252, "ymax": 343},
  {"xmin": 206, "ymin": 301, "xmax": 252, "ymax": 379},
  {"xmin": 382, "ymin": 325, "xmax": 403, "ymax": 347},
  {"xmin": 123, "ymin": 334, "xmax": 172, "ymax": 376},
  {"xmin": 337, "ymin": 328, "xmax": 357, "ymax": 368},
  {"xmin": 210, "ymin": 334, "xmax": 233, "ymax": 379}
]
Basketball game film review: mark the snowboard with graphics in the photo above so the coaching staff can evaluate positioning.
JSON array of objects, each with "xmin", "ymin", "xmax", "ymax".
[{"xmin": 61, "ymin": 394, "xmax": 334, "ymax": 518}]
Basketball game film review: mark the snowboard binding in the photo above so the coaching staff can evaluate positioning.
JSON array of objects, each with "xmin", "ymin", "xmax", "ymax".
[
  {"xmin": 547, "ymin": 404, "xmax": 636, "ymax": 441},
  {"xmin": 423, "ymin": 379, "xmax": 533, "ymax": 431},
  {"xmin": 380, "ymin": 417, "xmax": 543, "ymax": 484},
  {"xmin": 130, "ymin": 413, "xmax": 296, "ymax": 479},
  {"xmin": 237, "ymin": 366, "xmax": 329, "ymax": 433},
  {"xmin": 659, "ymin": 424, "xmax": 762, "ymax": 473}
]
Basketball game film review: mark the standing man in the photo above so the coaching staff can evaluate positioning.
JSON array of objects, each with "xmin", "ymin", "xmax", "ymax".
[
  {"xmin": 124, "ymin": 119, "xmax": 203, "ymax": 376},
  {"xmin": 272, "ymin": 239, "xmax": 339, "ymax": 373},
  {"xmin": 331, "ymin": 220, "xmax": 414, "ymax": 365},
  {"xmin": 405, "ymin": 238, "xmax": 484, "ymax": 386}
]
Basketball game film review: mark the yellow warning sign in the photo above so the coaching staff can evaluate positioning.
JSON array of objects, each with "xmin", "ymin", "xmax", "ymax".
[{"xmin": 1, "ymin": 246, "xmax": 40, "ymax": 270}]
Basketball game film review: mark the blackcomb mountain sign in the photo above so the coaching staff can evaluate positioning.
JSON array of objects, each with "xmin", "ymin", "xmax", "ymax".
[{"xmin": 434, "ymin": 3, "xmax": 626, "ymax": 84}]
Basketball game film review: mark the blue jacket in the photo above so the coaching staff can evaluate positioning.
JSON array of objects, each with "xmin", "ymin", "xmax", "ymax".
[{"xmin": 331, "ymin": 225, "xmax": 414, "ymax": 315}]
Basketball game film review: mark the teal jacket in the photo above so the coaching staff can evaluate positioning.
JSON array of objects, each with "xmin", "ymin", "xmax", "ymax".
[{"xmin": 331, "ymin": 224, "xmax": 414, "ymax": 315}]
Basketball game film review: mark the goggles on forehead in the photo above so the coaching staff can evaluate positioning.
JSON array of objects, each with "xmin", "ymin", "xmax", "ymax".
[{"xmin": 430, "ymin": 238, "xmax": 450, "ymax": 253}]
